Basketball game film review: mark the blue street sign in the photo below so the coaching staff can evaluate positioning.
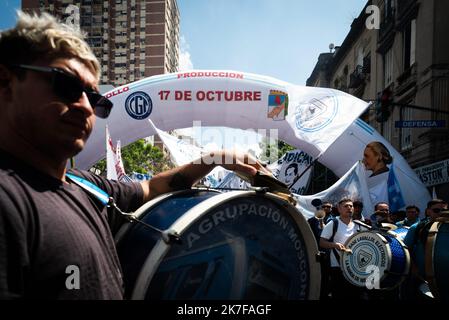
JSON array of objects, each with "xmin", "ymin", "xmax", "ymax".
[{"xmin": 395, "ymin": 120, "xmax": 446, "ymax": 128}]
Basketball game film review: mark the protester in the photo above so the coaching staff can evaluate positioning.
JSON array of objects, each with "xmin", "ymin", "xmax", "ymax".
[
  {"xmin": 319, "ymin": 198, "xmax": 364, "ymax": 300},
  {"xmin": 0, "ymin": 11, "xmax": 270, "ymax": 299},
  {"xmin": 402, "ymin": 199, "xmax": 448, "ymax": 299}
]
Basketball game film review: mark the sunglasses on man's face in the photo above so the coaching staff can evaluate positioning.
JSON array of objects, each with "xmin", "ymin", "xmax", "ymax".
[
  {"xmin": 11, "ymin": 64, "xmax": 113, "ymax": 118},
  {"xmin": 431, "ymin": 208, "xmax": 446, "ymax": 214}
]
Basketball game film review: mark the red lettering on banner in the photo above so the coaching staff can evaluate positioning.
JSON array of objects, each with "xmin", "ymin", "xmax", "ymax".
[
  {"xmin": 158, "ymin": 89, "xmax": 261, "ymax": 102},
  {"xmin": 175, "ymin": 90, "xmax": 192, "ymax": 101},
  {"xmin": 105, "ymin": 86, "xmax": 129, "ymax": 99},
  {"xmin": 196, "ymin": 91, "xmax": 206, "ymax": 101},
  {"xmin": 194, "ymin": 90, "xmax": 261, "ymax": 102},
  {"xmin": 177, "ymin": 72, "xmax": 244, "ymax": 79}
]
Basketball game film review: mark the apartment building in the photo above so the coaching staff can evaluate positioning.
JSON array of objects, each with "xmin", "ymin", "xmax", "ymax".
[
  {"xmin": 22, "ymin": 0, "xmax": 180, "ymax": 86},
  {"xmin": 307, "ymin": 0, "xmax": 449, "ymax": 199}
]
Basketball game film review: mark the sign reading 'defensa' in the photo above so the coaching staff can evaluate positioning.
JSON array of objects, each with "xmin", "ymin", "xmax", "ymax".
[{"xmin": 395, "ymin": 120, "xmax": 446, "ymax": 128}]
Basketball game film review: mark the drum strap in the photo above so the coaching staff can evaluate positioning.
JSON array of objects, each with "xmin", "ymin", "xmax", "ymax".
[
  {"xmin": 425, "ymin": 222, "xmax": 440, "ymax": 299},
  {"xmin": 66, "ymin": 173, "xmax": 109, "ymax": 205},
  {"xmin": 66, "ymin": 173, "xmax": 181, "ymax": 244},
  {"xmin": 329, "ymin": 219, "xmax": 340, "ymax": 264}
]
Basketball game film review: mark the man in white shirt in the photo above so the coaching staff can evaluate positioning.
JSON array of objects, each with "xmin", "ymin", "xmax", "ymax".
[{"xmin": 320, "ymin": 198, "xmax": 363, "ymax": 300}]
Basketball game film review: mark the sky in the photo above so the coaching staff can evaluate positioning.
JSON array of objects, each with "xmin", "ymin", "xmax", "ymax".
[
  {"xmin": 1, "ymin": 0, "xmax": 367, "ymax": 85},
  {"xmin": 177, "ymin": 0, "xmax": 367, "ymax": 85},
  {"xmin": 0, "ymin": 0, "xmax": 368, "ymax": 154}
]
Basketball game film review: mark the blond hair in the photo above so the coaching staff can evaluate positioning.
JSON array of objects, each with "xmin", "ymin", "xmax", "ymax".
[
  {"xmin": 366, "ymin": 141, "xmax": 393, "ymax": 165},
  {"xmin": 0, "ymin": 10, "xmax": 100, "ymax": 79}
]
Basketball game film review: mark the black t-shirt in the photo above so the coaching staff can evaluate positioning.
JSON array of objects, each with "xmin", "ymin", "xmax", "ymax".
[{"xmin": 0, "ymin": 150, "xmax": 144, "ymax": 299}]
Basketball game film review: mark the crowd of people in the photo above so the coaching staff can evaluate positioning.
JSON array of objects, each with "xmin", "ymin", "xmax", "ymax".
[
  {"xmin": 307, "ymin": 197, "xmax": 448, "ymax": 300},
  {"xmin": 1, "ymin": 11, "xmax": 446, "ymax": 301}
]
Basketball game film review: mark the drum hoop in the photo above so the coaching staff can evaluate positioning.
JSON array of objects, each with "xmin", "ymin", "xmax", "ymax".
[
  {"xmin": 341, "ymin": 230, "xmax": 410, "ymax": 288},
  {"xmin": 425, "ymin": 221, "xmax": 441, "ymax": 299},
  {"xmin": 130, "ymin": 190, "xmax": 321, "ymax": 300},
  {"xmin": 114, "ymin": 188, "xmax": 220, "ymax": 245},
  {"xmin": 341, "ymin": 231, "xmax": 389, "ymax": 284}
]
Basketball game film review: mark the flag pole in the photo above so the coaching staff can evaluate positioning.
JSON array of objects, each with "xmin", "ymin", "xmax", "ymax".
[{"xmin": 287, "ymin": 156, "xmax": 320, "ymax": 191}]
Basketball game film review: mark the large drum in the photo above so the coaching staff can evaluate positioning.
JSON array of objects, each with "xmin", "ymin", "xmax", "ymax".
[
  {"xmin": 425, "ymin": 221, "xmax": 449, "ymax": 300},
  {"xmin": 389, "ymin": 226, "xmax": 410, "ymax": 241},
  {"xmin": 115, "ymin": 189, "xmax": 320, "ymax": 300},
  {"xmin": 341, "ymin": 231, "xmax": 410, "ymax": 290}
]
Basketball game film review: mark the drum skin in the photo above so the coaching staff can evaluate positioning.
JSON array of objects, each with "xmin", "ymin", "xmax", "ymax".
[
  {"xmin": 341, "ymin": 230, "xmax": 410, "ymax": 290},
  {"xmin": 115, "ymin": 189, "xmax": 320, "ymax": 300}
]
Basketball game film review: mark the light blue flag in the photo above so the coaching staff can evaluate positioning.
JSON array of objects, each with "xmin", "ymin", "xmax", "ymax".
[{"xmin": 387, "ymin": 165, "xmax": 406, "ymax": 212}]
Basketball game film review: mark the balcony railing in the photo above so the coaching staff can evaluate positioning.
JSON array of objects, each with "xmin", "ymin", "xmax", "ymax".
[{"xmin": 348, "ymin": 65, "xmax": 366, "ymax": 89}]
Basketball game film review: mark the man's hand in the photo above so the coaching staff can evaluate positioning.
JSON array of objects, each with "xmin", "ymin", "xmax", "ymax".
[
  {"xmin": 141, "ymin": 150, "xmax": 272, "ymax": 202},
  {"xmin": 334, "ymin": 242, "xmax": 347, "ymax": 251},
  {"xmin": 200, "ymin": 150, "xmax": 272, "ymax": 177}
]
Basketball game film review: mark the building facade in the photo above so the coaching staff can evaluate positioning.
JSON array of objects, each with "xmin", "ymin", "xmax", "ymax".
[
  {"xmin": 22, "ymin": 0, "xmax": 180, "ymax": 86},
  {"xmin": 307, "ymin": 0, "xmax": 449, "ymax": 200}
]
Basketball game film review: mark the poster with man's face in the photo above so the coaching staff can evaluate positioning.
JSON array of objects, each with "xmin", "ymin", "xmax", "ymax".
[{"xmin": 268, "ymin": 149, "xmax": 313, "ymax": 195}]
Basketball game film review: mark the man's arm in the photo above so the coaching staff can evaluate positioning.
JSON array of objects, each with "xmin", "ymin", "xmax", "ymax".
[
  {"xmin": 319, "ymin": 237, "xmax": 345, "ymax": 251},
  {"xmin": 140, "ymin": 150, "xmax": 271, "ymax": 202}
]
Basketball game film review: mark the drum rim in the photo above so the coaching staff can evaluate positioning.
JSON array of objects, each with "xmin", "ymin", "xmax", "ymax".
[
  {"xmin": 426, "ymin": 221, "xmax": 449, "ymax": 299},
  {"xmin": 341, "ymin": 230, "xmax": 410, "ymax": 289},
  {"xmin": 114, "ymin": 188, "xmax": 220, "ymax": 245},
  {"xmin": 129, "ymin": 190, "xmax": 321, "ymax": 300}
]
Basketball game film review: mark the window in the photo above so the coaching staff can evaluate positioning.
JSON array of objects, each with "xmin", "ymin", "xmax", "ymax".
[
  {"xmin": 403, "ymin": 19, "xmax": 416, "ymax": 70},
  {"xmin": 401, "ymin": 106, "xmax": 412, "ymax": 150},
  {"xmin": 384, "ymin": 47, "xmax": 394, "ymax": 86},
  {"xmin": 384, "ymin": 0, "xmax": 395, "ymax": 20},
  {"xmin": 382, "ymin": 120, "xmax": 392, "ymax": 142},
  {"xmin": 356, "ymin": 46, "xmax": 364, "ymax": 68}
]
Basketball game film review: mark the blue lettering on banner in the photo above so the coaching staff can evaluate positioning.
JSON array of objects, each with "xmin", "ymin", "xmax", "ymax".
[
  {"xmin": 394, "ymin": 120, "xmax": 445, "ymax": 128},
  {"xmin": 125, "ymin": 91, "xmax": 153, "ymax": 120},
  {"xmin": 294, "ymin": 94, "xmax": 338, "ymax": 132}
]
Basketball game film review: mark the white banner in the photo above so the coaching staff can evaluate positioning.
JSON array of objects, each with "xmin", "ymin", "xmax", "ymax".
[
  {"xmin": 268, "ymin": 149, "xmax": 313, "ymax": 195},
  {"xmin": 75, "ymin": 70, "xmax": 429, "ymax": 211},
  {"xmin": 115, "ymin": 141, "xmax": 132, "ymax": 182},
  {"xmin": 148, "ymin": 119, "xmax": 202, "ymax": 166},
  {"xmin": 148, "ymin": 119, "xmax": 229, "ymax": 188},
  {"xmin": 106, "ymin": 125, "xmax": 118, "ymax": 181},
  {"xmin": 295, "ymin": 161, "xmax": 373, "ymax": 220},
  {"xmin": 286, "ymin": 89, "xmax": 369, "ymax": 155}
]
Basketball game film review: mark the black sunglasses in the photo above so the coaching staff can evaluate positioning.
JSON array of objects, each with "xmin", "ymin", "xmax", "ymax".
[
  {"xmin": 11, "ymin": 64, "xmax": 113, "ymax": 118},
  {"xmin": 431, "ymin": 208, "xmax": 445, "ymax": 214}
]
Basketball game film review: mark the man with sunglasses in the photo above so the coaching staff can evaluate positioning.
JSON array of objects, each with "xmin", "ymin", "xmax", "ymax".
[
  {"xmin": 0, "ymin": 12, "xmax": 269, "ymax": 299},
  {"xmin": 402, "ymin": 199, "xmax": 448, "ymax": 299}
]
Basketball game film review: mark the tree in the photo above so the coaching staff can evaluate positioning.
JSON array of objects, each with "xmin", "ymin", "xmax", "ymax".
[
  {"xmin": 91, "ymin": 139, "xmax": 173, "ymax": 176},
  {"xmin": 259, "ymin": 137, "xmax": 295, "ymax": 163}
]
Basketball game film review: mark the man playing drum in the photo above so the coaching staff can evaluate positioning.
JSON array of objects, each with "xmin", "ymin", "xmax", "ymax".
[{"xmin": 0, "ymin": 11, "xmax": 270, "ymax": 299}]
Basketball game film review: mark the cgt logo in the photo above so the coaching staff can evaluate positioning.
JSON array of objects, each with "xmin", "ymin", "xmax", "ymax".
[{"xmin": 125, "ymin": 91, "xmax": 153, "ymax": 120}]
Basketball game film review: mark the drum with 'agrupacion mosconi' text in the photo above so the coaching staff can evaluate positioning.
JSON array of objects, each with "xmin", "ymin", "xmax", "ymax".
[{"xmin": 115, "ymin": 189, "xmax": 320, "ymax": 300}]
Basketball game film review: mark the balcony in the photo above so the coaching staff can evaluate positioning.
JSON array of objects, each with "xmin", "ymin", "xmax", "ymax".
[
  {"xmin": 396, "ymin": 64, "xmax": 417, "ymax": 96},
  {"xmin": 348, "ymin": 65, "xmax": 368, "ymax": 98}
]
